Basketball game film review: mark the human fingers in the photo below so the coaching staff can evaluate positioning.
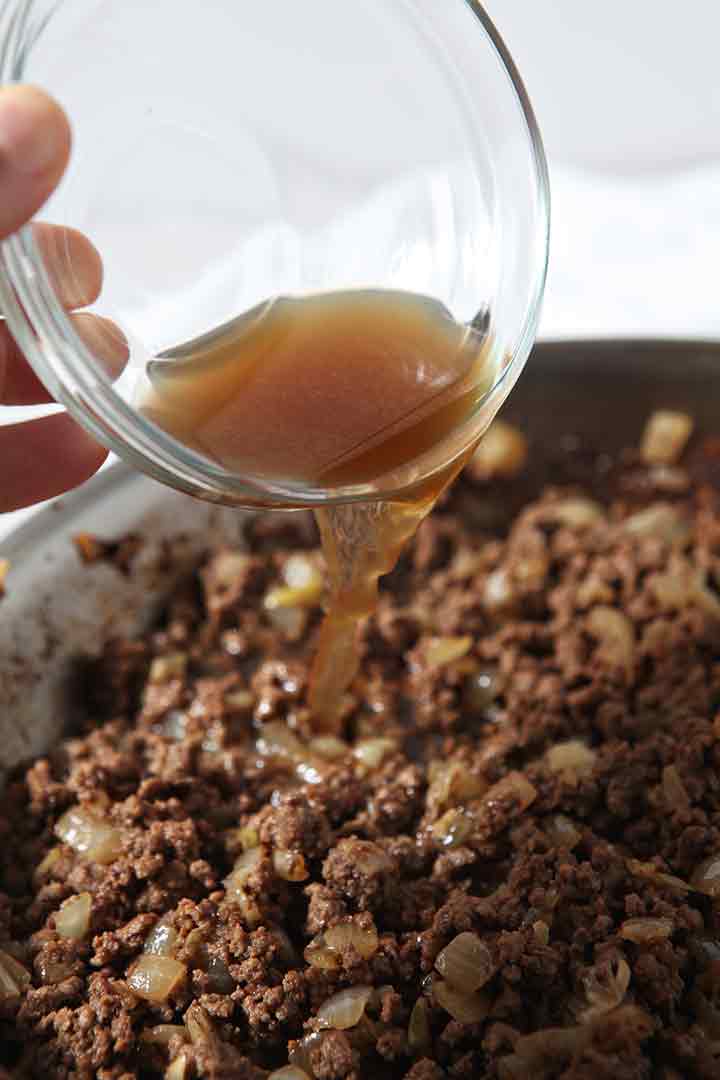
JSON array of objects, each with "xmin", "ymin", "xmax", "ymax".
[
  {"xmin": 34, "ymin": 222, "xmax": 103, "ymax": 309},
  {"xmin": 0, "ymin": 85, "xmax": 71, "ymax": 240},
  {"xmin": 0, "ymin": 313, "xmax": 129, "ymax": 405},
  {"xmin": 0, "ymin": 412, "xmax": 108, "ymax": 512}
]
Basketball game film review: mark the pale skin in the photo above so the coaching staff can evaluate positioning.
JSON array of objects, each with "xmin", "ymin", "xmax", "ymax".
[{"xmin": 0, "ymin": 85, "xmax": 128, "ymax": 512}]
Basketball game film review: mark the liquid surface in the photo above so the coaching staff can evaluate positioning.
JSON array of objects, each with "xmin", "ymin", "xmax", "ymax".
[{"xmin": 143, "ymin": 289, "xmax": 494, "ymax": 729}]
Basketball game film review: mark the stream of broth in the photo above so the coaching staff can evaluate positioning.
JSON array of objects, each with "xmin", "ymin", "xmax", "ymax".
[{"xmin": 143, "ymin": 290, "xmax": 494, "ymax": 730}]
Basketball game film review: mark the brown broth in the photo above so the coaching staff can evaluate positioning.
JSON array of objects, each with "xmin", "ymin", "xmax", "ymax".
[{"xmin": 143, "ymin": 289, "xmax": 493, "ymax": 730}]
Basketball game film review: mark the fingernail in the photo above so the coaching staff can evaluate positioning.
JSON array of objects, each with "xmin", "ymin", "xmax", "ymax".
[{"xmin": 0, "ymin": 85, "xmax": 69, "ymax": 176}]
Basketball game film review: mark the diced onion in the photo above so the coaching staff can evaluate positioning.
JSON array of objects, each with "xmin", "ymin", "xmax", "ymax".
[
  {"xmin": 533, "ymin": 920, "xmax": 550, "ymax": 946},
  {"xmin": 581, "ymin": 955, "xmax": 630, "ymax": 1021},
  {"xmin": 435, "ymin": 932, "xmax": 495, "ymax": 992},
  {"xmin": 283, "ymin": 554, "xmax": 324, "ymax": 594},
  {"xmin": 34, "ymin": 846, "xmax": 62, "ymax": 883},
  {"xmin": 148, "ymin": 652, "xmax": 187, "ymax": 684},
  {"xmin": 423, "ymin": 635, "xmax": 472, "ymax": 668},
  {"xmin": 268, "ymin": 1068, "xmax": 312, "ymax": 1080},
  {"xmin": 620, "ymin": 917, "xmax": 673, "ymax": 944},
  {"xmin": 353, "ymin": 737, "xmax": 397, "ymax": 771},
  {"xmin": 55, "ymin": 892, "xmax": 92, "ymax": 941},
  {"xmin": 431, "ymin": 809, "xmax": 473, "ymax": 848},
  {"xmin": 545, "ymin": 740, "xmax": 596, "ymax": 782},
  {"xmin": 165, "ymin": 1056, "xmax": 189, "ymax": 1080},
  {"xmin": 623, "ymin": 503, "xmax": 691, "ymax": 545},
  {"xmin": 144, "ymin": 916, "xmax": 178, "ymax": 957},
  {"xmin": 127, "ymin": 955, "xmax": 186, "ymax": 1003},
  {"xmin": 325, "ymin": 921, "xmax": 379, "ymax": 959},
  {"xmin": 427, "ymin": 762, "xmax": 486, "ymax": 814},
  {"xmin": 691, "ymin": 853, "xmax": 720, "ymax": 898},
  {"xmin": 273, "ymin": 849, "xmax": 309, "ymax": 882},
  {"xmin": 464, "ymin": 666, "xmax": 501, "ymax": 712},
  {"xmin": 408, "ymin": 997, "xmax": 432, "ymax": 1053},
  {"xmin": 225, "ymin": 848, "xmax": 263, "ymax": 896},
  {"xmin": 551, "ymin": 499, "xmax": 604, "ymax": 529},
  {"xmin": 640, "ymin": 410, "xmax": 693, "ymax": 465},
  {"xmin": 586, "ymin": 607, "xmax": 635, "ymax": 681},
  {"xmin": 545, "ymin": 814, "xmax": 582, "ymax": 850},
  {"xmin": 55, "ymin": 806, "xmax": 124, "ymax": 865},
  {"xmin": 482, "ymin": 772, "xmax": 537, "ymax": 814},
  {"xmin": 142, "ymin": 1025, "xmax": 188, "ymax": 1046},
  {"xmin": 185, "ymin": 1003, "xmax": 214, "ymax": 1046},
  {"xmin": 626, "ymin": 858, "xmax": 689, "ymax": 893},
  {"xmin": 433, "ymin": 978, "xmax": 490, "ymax": 1024},
  {"xmin": 316, "ymin": 985, "xmax": 372, "ymax": 1030},
  {"xmin": 483, "ymin": 568, "xmax": 514, "ymax": 613},
  {"xmin": 211, "ymin": 551, "xmax": 252, "ymax": 587},
  {"xmin": 309, "ymin": 736, "xmax": 349, "ymax": 760},
  {"xmin": 256, "ymin": 722, "xmax": 305, "ymax": 761},
  {"xmin": 662, "ymin": 765, "xmax": 690, "ymax": 810},
  {"xmin": 304, "ymin": 934, "xmax": 340, "ymax": 971},
  {"xmin": 0, "ymin": 948, "xmax": 31, "ymax": 995},
  {"xmin": 225, "ymin": 689, "xmax": 254, "ymax": 710},
  {"xmin": 470, "ymin": 421, "xmax": 527, "ymax": 480}
]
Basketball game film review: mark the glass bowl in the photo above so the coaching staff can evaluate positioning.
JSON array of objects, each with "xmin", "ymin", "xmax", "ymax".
[{"xmin": 0, "ymin": 0, "xmax": 549, "ymax": 508}]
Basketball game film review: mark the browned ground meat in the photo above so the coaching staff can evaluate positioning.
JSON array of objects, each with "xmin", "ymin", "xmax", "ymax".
[{"xmin": 2, "ymin": 418, "xmax": 720, "ymax": 1079}]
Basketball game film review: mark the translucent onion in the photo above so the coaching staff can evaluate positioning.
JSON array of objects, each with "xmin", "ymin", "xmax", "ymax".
[
  {"xmin": 423, "ymin": 635, "xmax": 472, "ymax": 668},
  {"xmin": 431, "ymin": 808, "xmax": 473, "ymax": 848},
  {"xmin": 273, "ymin": 849, "xmax": 309, "ymax": 882},
  {"xmin": 316, "ymin": 985, "xmax": 372, "ymax": 1030},
  {"xmin": 551, "ymin": 499, "xmax": 604, "ymax": 529},
  {"xmin": 691, "ymin": 853, "xmax": 720, "ymax": 898},
  {"xmin": 55, "ymin": 892, "xmax": 92, "ymax": 941},
  {"xmin": 620, "ymin": 918, "xmax": 673, "ymax": 944},
  {"xmin": 0, "ymin": 948, "xmax": 31, "ymax": 995},
  {"xmin": 325, "ymin": 921, "xmax": 379, "ymax": 959},
  {"xmin": 265, "ymin": 555, "xmax": 323, "ymax": 612},
  {"xmin": 464, "ymin": 666, "xmax": 501, "ymax": 712},
  {"xmin": 433, "ymin": 978, "xmax": 490, "ymax": 1024},
  {"xmin": 144, "ymin": 917, "xmax": 178, "ymax": 957},
  {"xmin": 586, "ymin": 606, "xmax": 635, "ymax": 681},
  {"xmin": 662, "ymin": 765, "xmax": 690, "ymax": 810},
  {"xmin": 545, "ymin": 740, "xmax": 596, "ymax": 782},
  {"xmin": 224, "ymin": 847, "xmax": 263, "ymax": 896},
  {"xmin": 482, "ymin": 772, "xmax": 537, "ymax": 814},
  {"xmin": 581, "ymin": 955, "xmax": 630, "ymax": 1022},
  {"xmin": 211, "ymin": 551, "xmax": 252, "ymax": 587},
  {"xmin": 545, "ymin": 814, "xmax": 582, "ymax": 850},
  {"xmin": 434, "ymin": 932, "xmax": 495, "ymax": 993},
  {"xmin": 408, "ymin": 997, "xmax": 432, "ymax": 1054},
  {"xmin": 623, "ymin": 503, "xmax": 691, "ymax": 545},
  {"xmin": 470, "ymin": 421, "xmax": 527, "ymax": 479},
  {"xmin": 533, "ymin": 921, "xmax": 550, "ymax": 946},
  {"xmin": 55, "ymin": 806, "xmax": 124, "ymax": 865},
  {"xmin": 185, "ymin": 1003, "xmax": 215, "ymax": 1046},
  {"xmin": 165, "ymin": 1055, "xmax": 188, "ymax": 1080},
  {"xmin": 304, "ymin": 934, "xmax": 340, "ymax": 971},
  {"xmin": 268, "ymin": 1068, "xmax": 312, "ymax": 1080},
  {"xmin": 483, "ymin": 568, "xmax": 513, "ymax": 613},
  {"xmin": 127, "ymin": 955, "xmax": 186, "ymax": 1003},
  {"xmin": 256, "ymin": 722, "xmax": 306, "ymax": 761},
  {"xmin": 640, "ymin": 410, "xmax": 693, "ymax": 465},
  {"xmin": 310, "ymin": 736, "xmax": 349, "ymax": 760},
  {"xmin": 626, "ymin": 858, "xmax": 689, "ymax": 893},
  {"xmin": 142, "ymin": 1025, "xmax": 188, "ymax": 1046},
  {"xmin": 427, "ymin": 762, "xmax": 487, "ymax": 813},
  {"xmin": 37, "ymin": 957, "xmax": 75, "ymax": 984},
  {"xmin": 206, "ymin": 954, "xmax": 234, "ymax": 993},
  {"xmin": 34, "ymin": 846, "xmax": 62, "ymax": 883},
  {"xmin": 353, "ymin": 737, "xmax": 397, "ymax": 771},
  {"xmin": 148, "ymin": 652, "xmax": 187, "ymax": 684},
  {"xmin": 224, "ymin": 689, "xmax": 254, "ymax": 711}
]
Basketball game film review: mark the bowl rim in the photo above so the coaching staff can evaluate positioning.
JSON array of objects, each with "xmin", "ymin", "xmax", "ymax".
[{"xmin": 0, "ymin": 0, "xmax": 551, "ymax": 509}]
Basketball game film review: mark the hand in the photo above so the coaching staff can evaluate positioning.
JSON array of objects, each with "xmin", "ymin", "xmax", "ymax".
[{"xmin": 0, "ymin": 85, "xmax": 128, "ymax": 513}]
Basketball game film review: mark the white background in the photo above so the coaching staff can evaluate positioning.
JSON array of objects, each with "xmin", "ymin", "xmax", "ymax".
[{"xmin": 3, "ymin": 0, "xmax": 720, "ymax": 538}]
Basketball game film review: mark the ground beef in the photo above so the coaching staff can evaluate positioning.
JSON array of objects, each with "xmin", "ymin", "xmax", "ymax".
[{"xmin": 2, "ymin": 412, "xmax": 720, "ymax": 1078}]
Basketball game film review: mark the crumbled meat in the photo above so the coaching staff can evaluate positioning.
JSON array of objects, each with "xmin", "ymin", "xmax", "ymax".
[{"xmin": 2, "ymin": 413, "xmax": 720, "ymax": 1077}]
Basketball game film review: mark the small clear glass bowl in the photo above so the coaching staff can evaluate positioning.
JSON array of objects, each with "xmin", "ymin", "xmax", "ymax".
[{"xmin": 0, "ymin": 0, "xmax": 549, "ymax": 508}]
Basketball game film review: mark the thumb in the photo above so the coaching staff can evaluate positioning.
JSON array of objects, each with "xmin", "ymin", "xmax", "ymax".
[{"xmin": 0, "ymin": 84, "xmax": 70, "ymax": 239}]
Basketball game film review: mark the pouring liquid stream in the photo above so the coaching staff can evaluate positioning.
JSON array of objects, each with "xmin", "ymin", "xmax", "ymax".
[{"xmin": 143, "ymin": 290, "xmax": 495, "ymax": 731}]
